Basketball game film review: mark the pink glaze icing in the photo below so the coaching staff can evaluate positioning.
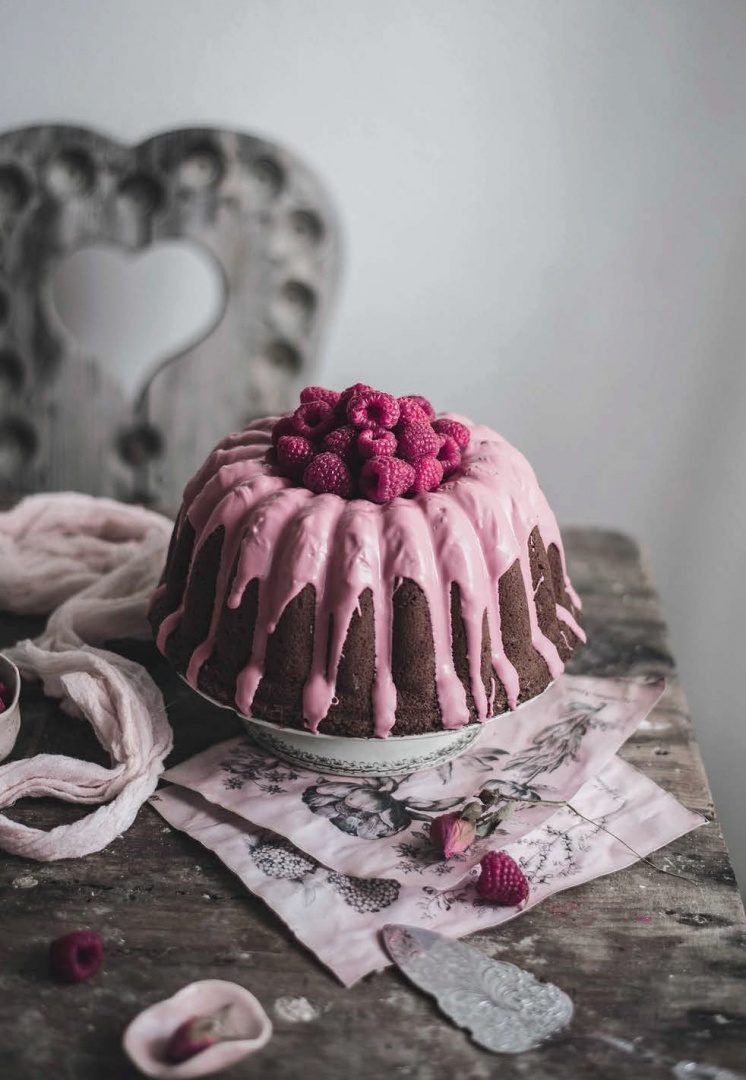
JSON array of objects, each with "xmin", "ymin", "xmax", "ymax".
[{"xmin": 153, "ymin": 415, "xmax": 584, "ymax": 738}]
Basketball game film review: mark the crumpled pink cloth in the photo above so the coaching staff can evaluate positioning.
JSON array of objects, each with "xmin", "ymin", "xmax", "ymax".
[{"xmin": 0, "ymin": 493, "xmax": 174, "ymax": 860}]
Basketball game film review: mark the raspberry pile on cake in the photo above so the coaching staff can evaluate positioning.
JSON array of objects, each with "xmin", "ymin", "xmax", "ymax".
[
  {"xmin": 149, "ymin": 383, "xmax": 584, "ymax": 739},
  {"xmin": 272, "ymin": 384, "xmax": 469, "ymax": 501}
]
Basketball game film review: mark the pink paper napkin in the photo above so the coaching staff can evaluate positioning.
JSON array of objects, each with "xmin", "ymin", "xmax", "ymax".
[
  {"xmin": 150, "ymin": 675, "xmax": 705, "ymax": 985},
  {"xmin": 162, "ymin": 676, "xmax": 666, "ymax": 888},
  {"xmin": 151, "ymin": 757, "xmax": 703, "ymax": 986}
]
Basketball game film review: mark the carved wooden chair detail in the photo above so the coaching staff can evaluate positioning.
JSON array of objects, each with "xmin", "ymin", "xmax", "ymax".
[{"xmin": 0, "ymin": 125, "xmax": 341, "ymax": 508}]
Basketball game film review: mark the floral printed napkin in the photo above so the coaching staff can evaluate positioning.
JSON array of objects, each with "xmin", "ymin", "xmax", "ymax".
[
  {"xmin": 151, "ymin": 756, "xmax": 703, "ymax": 986},
  {"xmin": 161, "ymin": 676, "xmax": 666, "ymax": 888},
  {"xmin": 150, "ymin": 675, "xmax": 705, "ymax": 985}
]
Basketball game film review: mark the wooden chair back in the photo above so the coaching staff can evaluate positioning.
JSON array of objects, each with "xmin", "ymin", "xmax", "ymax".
[{"xmin": 0, "ymin": 125, "xmax": 341, "ymax": 509}]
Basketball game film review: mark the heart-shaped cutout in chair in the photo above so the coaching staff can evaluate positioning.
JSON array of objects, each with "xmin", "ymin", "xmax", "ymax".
[
  {"xmin": 51, "ymin": 241, "xmax": 225, "ymax": 403},
  {"xmin": 0, "ymin": 125, "xmax": 342, "ymax": 509}
]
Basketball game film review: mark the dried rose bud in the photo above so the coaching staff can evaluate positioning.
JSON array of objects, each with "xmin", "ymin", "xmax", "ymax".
[
  {"xmin": 48, "ymin": 930, "xmax": 105, "ymax": 983},
  {"xmin": 164, "ymin": 1014, "xmax": 224, "ymax": 1063},
  {"xmin": 430, "ymin": 811, "xmax": 477, "ymax": 858},
  {"xmin": 460, "ymin": 800, "xmax": 484, "ymax": 824}
]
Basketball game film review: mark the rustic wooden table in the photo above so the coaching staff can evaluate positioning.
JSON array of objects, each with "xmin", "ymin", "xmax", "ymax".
[{"xmin": 1, "ymin": 527, "xmax": 745, "ymax": 1080}]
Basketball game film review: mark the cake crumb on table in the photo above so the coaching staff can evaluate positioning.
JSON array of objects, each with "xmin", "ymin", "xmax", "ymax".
[{"xmin": 272, "ymin": 996, "xmax": 321, "ymax": 1023}]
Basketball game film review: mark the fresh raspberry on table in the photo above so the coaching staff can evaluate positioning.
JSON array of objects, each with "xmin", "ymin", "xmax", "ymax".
[
  {"xmin": 299, "ymin": 385, "xmax": 341, "ymax": 408},
  {"xmin": 436, "ymin": 434, "xmax": 462, "ymax": 477},
  {"xmin": 347, "ymin": 390, "xmax": 400, "ymax": 431},
  {"xmin": 432, "ymin": 417, "xmax": 470, "ymax": 448},
  {"xmin": 476, "ymin": 851, "xmax": 529, "ymax": 906},
  {"xmin": 292, "ymin": 400, "xmax": 335, "ymax": 440},
  {"xmin": 360, "ymin": 456, "xmax": 415, "ymax": 503},
  {"xmin": 48, "ymin": 930, "xmax": 105, "ymax": 983},
  {"xmin": 303, "ymin": 452, "xmax": 356, "ymax": 498},
  {"xmin": 277, "ymin": 434, "xmax": 316, "ymax": 478},
  {"xmin": 357, "ymin": 428, "xmax": 397, "ymax": 460},
  {"xmin": 396, "ymin": 421, "xmax": 443, "ymax": 463},
  {"xmin": 270, "ymin": 414, "xmax": 296, "ymax": 446},
  {"xmin": 409, "ymin": 455, "xmax": 444, "ymax": 494},
  {"xmin": 322, "ymin": 424, "xmax": 358, "ymax": 464}
]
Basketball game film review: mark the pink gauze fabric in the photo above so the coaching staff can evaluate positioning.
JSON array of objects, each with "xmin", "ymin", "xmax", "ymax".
[{"xmin": 0, "ymin": 493, "xmax": 174, "ymax": 860}]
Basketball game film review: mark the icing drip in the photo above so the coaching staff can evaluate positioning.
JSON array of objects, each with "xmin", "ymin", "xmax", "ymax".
[{"xmin": 156, "ymin": 415, "xmax": 585, "ymax": 738}]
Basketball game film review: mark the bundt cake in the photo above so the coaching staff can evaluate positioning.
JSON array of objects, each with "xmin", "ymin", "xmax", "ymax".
[{"xmin": 149, "ymin": 384, "xmax": 584, "ymax": 739}]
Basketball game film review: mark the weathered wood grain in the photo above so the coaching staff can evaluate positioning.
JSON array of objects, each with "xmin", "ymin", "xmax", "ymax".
[
  {"xmin": 0, "ymin": 125, "xmax": 341, "ymax": 507},
  {"xmin": 0, "ymin": 527, "xmax": 744, "ymax": 1079}
]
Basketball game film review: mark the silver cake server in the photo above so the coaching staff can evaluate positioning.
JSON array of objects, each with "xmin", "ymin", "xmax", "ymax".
[
  {"xmin": 381, "ymin": 923, "xmax": 574, "ymax": 1054},
  {"xmin": 382, "ymin": 925, "xmax": 746, "ymax": 1077}
]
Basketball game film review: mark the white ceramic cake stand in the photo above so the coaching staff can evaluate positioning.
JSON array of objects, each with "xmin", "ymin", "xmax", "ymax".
[{"xmin": 180, "ymin": 676, "xmax": 548, "ymax": 777}]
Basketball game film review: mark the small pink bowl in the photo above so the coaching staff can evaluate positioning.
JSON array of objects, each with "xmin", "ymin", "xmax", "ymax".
[
  {"xmin": 122, "ymin": 979, "xmax": 273, "ymax": 1078},
  {"xmin": 0, "ymin": 653, "xmax": 21, "ymax": 761}
]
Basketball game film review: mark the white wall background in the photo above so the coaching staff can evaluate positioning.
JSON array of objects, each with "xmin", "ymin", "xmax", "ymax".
[{"xmin": 1, "ymin": 0, "xmax": 744, "ymax": 894}]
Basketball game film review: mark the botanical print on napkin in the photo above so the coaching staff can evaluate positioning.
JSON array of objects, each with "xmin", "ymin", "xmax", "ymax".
[
  {"xmin": 163, "ymin": 676, "xmax": 665, "ymax": 889},
  {"xmin": 151, "ymin": 755, "xmax": 705, "ymax": 987}
]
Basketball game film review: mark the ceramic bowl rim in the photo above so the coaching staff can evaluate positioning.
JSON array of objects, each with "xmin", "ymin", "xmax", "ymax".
[{"xmin": 0, "ymin": 652, "xmax": 21, "ymax": 714}]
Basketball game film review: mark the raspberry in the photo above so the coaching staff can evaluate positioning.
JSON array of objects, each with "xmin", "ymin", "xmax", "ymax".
[
  {"xmin": 403, "ymin": 394, "xmax": 435, "ymax": 420},
  {"xmin": 165, "ymin": 1016, "xmax": 221, "ymax": 1064},
  {"xmin": 334, "ymin": 382, "xmax": 374, "ymax": 422},
  {"xmin": 341, "ymin": 382, "xmax": 373, "ymax": 399},
  {"xmin": 476, "ymin": 851, "xmax": 529, "ymax": 906},
  {"xmin": 277, "ymin": 434, "xmax": 316, "ymax": 479},
  {"xmin": 271, "ymin": 414, "xmax": 296, "ymax": 446},
  {"xmin": 409, "ymin": 455, "xmax": 443, "ymax": 494},
  {"xmin": 322, "ymin": 424, "xmax": 358, "ymax": 464},
  {"xmin": 303, "ymin": 452, "xmax": 355, "ymax": 498},
  {"xmin": 436, "ymin": 434, "xmax": 462, "ymax": 477},
  {"xmin": 396, "ymin": 421, "xmax": 443, "ymax": 463},
  {"xmin": 299, "ymin": 385, "xmax": 341, "ymax": 409},
  {"xmin": 292, "ymin": 400, "xmax": 334, "ymax": 440},
  {"xmin": 357, "ymin": 428, "xmax": 397, "ymax": 460},
  {"xmin": 360, "ymin": 457, "xmax": 415, "ymax": 503},
  {"xmin": 274, "ymin": 384, "xmax": 454, "ymax": 499},
  {"xmin": 48, "ymin": 930, "xmax": 105, "ymax": 983},
  {"xmin": 347, "ymin": 390, "xmax": 400, "ymax": 431},
  {"xmin": 0, "ymin": 681, "xmax": 11, "ymax": 713},
  {"xmin": 397, "ymin": 397, "xmax": 430, "ymax": 425},
  {"xmin": 432, "ymin": 417, "xmax": 470, "ymax": 448}
]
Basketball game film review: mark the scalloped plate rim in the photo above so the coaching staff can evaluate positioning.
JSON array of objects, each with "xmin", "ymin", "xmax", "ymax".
[{"xmin": 177, "ymin": 674, "xmax": 558, "ymax": 775}]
